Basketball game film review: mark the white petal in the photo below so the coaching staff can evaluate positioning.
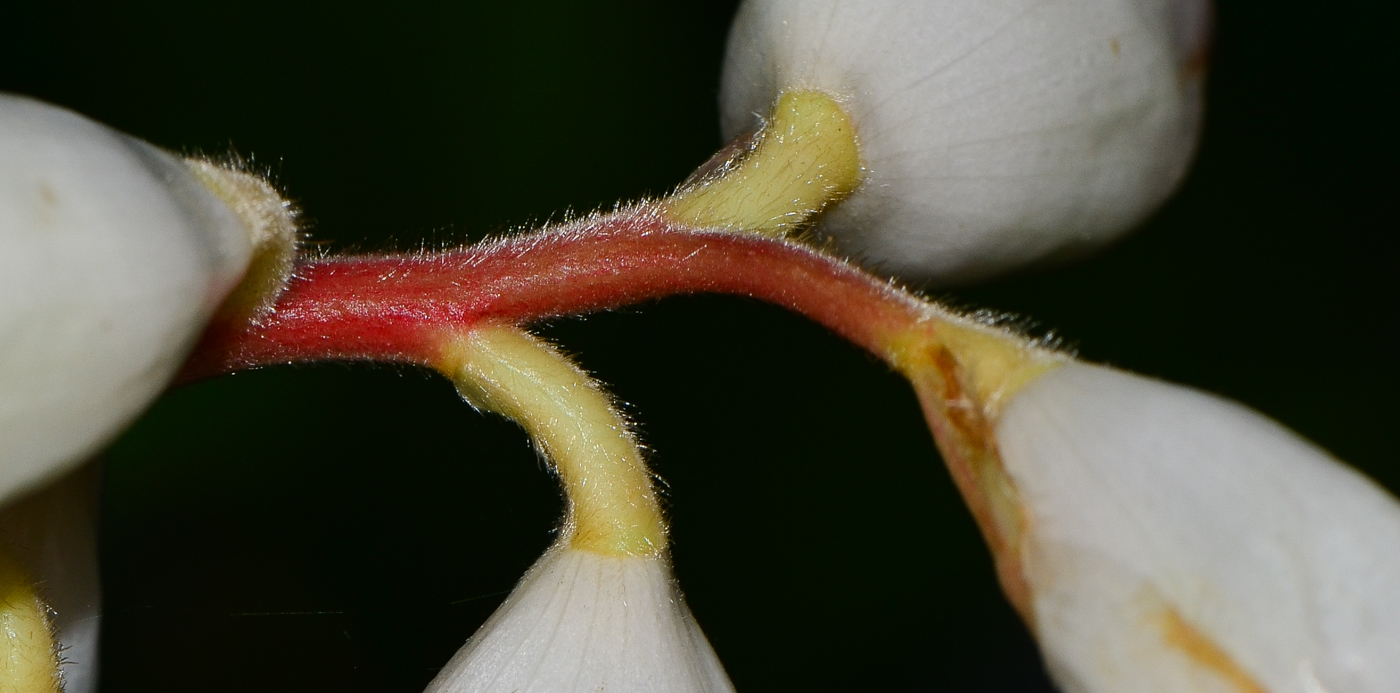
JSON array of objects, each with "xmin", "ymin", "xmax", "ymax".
[
  {"xmin": 996, "ymin": 362, "xmax": 1400, "ymax": 693},
  {"xmin": 722, "ymin": 0, "xmax": 1208, "ymax": 282},
  {"xmin": 426, "ymin": 545, "xmax": 734, "ymax": 693},
  {"xmin": 0, "ymin": 93, "xmax": 253, "ymax": 503}
]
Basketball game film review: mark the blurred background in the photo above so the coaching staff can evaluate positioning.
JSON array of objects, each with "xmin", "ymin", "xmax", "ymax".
[{"xmin": 2, "ymin": 1, "xmax": 1393, "ymax": 690}]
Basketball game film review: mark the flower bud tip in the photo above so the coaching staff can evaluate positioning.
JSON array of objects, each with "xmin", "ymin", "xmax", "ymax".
[{"xmin": 427, "ymin": 544, "xmax": 733, "ymax": 693}]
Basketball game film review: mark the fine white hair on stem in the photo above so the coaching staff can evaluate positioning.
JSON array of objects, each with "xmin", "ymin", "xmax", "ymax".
[
  {"xmin": 0, "ymin": 93, "xmax": 255, "ymax": 504},
  {"xmin": 721, "ymin": 0, "xmax": 1210, "ymax": 283},
  {"xmin": 424, "ymin": 544, "xmax": 734, "ymax": 693},
  {"xmin": 996, "ymin": 362, "xmax": 1400, "ymax": 693}
]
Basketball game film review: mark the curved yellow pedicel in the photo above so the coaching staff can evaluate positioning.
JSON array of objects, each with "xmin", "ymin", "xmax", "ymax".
[
  {"xmin": 664, "ymin": 89, "xmax": 862, "ymax": 235},
  {"xmin": 0, "ymin": 545, "xmax": 60, "ymax": 693},
  {"xmin": 437, "ymin": 325, "xmax": 666, "ymax": 557}
]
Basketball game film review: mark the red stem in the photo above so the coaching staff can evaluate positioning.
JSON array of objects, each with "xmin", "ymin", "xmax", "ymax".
[{"xmin": 178, "ymin": 211, "xmax": 927, "ymax": 382}]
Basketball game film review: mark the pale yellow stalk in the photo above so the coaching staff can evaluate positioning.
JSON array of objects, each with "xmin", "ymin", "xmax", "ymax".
[
  {"xmin": 0, "ymin": 544, "xmax": 60, "ymax": 693},
  {"xmin": 663, "ymin": 89, "xmax": 863, "ymax": 234},
  {"xmin": 436, "ymin": 325, "xmax": 665, "ymax": 557}
]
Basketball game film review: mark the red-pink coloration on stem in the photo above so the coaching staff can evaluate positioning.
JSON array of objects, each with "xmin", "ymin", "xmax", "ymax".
[{"xmin": 179, "ymin": 210, "xmax": 926, "ymax": 380}]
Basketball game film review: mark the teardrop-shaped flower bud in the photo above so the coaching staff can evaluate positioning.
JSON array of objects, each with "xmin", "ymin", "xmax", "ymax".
[
  {"xmin": 721, "ymin": 0, "xmax": 1210, "ymax": 282},
  {"xmin": 0, "ymin": 94, "xmax": 295, "ymax": 503},
  {"xmin": 425, "ymin": 544, "xmax": 734, "ymax": 693},
  {"xmin": 991, "ymin": 363, "xmax": 1400, "ymax": 692}
]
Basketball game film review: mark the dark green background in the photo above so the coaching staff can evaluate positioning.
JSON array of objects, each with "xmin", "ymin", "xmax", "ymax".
[{"xmin": 2, "ymin": 1, "xmax": 1393, "ymax": 691}]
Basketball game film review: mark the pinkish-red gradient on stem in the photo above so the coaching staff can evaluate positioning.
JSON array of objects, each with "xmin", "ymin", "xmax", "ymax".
[{"xmin": 178, "ymin": 212, "xmax": 926, "ymax": 383}]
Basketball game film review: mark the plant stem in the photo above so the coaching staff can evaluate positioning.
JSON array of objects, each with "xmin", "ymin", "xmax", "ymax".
[
  {"xmin": 178, "ymin": 214, "xmax": 926, "ymax": 381},
  {"xmin": 178, "ymin": 217, "xmax": 1065, "ymax": 622},
  {"xmin": 438, "ymin": 324, "xmax": 665, "ymax": 557}
]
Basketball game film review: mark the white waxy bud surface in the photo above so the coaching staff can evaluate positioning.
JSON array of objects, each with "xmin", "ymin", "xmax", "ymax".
[
  {"xmin": 997, "ymin": 362, "xmax": 1400, "ymax": 693},
  {"xmin": 0, "ymin": 93, "xmax": 253, "ymax": 504},
  {"xmin": 722, "ymin": 0, "xmax": 1209, "ymax": 282},
  {"xmin": 425, "ymin": 544, "xmax": 734, "ymax": 693}
]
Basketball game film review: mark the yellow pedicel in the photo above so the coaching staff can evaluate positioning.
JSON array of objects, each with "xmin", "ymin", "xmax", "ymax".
[
  {"xmin": 437, "ymin": 325, "xmax": 666, "ymax": 557},
  {"xmin": 888, "ymin": 316, "xmax": 1065, "ymax": 421},
  {"xmin": 429, "ymin": 92, "xmax": 862, "ymax": 558},
  {"xmin": 0, "ymin": 545, "xmax": 60, "ymax": 693},
  {"xmin": 886, "ymin": 312, "xmax": 1066, "ymax": 624},
  {"xmin": 664, "ymin": 90, "xmax": 862, "ymax": 234}
]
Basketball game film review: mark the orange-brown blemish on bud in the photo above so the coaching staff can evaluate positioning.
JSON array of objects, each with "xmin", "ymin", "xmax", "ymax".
[
  {"xmin": 1159, "ymin": 607, "xmax": 1271, "ymax": 693},
  {"xmin": 909, "ymin": 342, "xmax": 1034, "ymax": 624},
  {"xmin": 883, "ymin": 317, "xmax": 1063, "ymax": 627}
]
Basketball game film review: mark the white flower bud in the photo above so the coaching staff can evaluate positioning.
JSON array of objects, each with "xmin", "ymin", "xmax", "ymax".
[
  {"xmin": 996, "ymin": 363, "xmax": 1400, "ymax": 693},
  {"xmin": 721, "ymin": 0, "xmax": 1210, "ymax": 282},
  {"xmin": 425, "ymin": 544, "xmax": 734, "ymax": 693},
  {"xmin": 0, "ymin": 94, "xmax": 256, "ymax": 503}
]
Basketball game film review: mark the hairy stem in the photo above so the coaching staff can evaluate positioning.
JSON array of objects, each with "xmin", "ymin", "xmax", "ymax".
[
  {"xmin": 178, "ymin": 214, "xmax": 925, "ymax": 381},
  {"xmin": 178, "ymin": 216, "xmax": 1067, "ymax": 622},
  {"xmin": 437, "ymin": 324, "xmax": 665, "ymax": 557}
]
